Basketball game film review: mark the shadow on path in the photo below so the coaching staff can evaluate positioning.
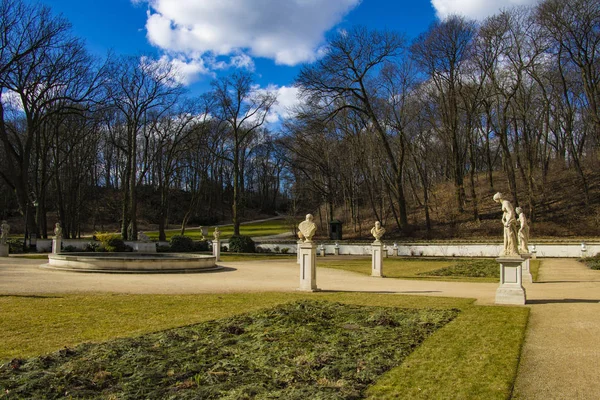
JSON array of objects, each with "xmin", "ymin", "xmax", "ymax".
[{"xmin": 526, "ymin": 298, "xmax": 600, "ymax": 305}]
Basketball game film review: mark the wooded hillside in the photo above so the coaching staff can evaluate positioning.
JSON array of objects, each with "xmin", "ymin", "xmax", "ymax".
[{"xmin": 1, "ymin": 0, "xmax": 598, "ymax": 240}]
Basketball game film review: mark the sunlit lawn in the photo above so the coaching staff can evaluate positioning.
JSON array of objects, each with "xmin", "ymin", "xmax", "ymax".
[
  {"xmin": 320, "ymin": 257, "xmax": 503, "ymax": 282},
  {"xmin": 0, "ymin": 292, "xmax": 528, "ymax": 399},
  {"xmin": 144, "ymin": 218, "xmax": 293, "ymax": 240}
]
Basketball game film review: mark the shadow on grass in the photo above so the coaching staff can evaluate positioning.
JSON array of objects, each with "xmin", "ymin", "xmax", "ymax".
[
  {"xmin": 318, "ymin": 289, "xmax": 443, "ymax": 294},
  {"xmin": 0, "ymin": 294, "xmax": 63, "ymax": 299}
]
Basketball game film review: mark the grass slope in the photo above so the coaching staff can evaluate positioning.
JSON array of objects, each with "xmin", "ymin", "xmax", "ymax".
[{"xmin": 145, "ymin": 219, "xmax": 292, "ymax": 241}]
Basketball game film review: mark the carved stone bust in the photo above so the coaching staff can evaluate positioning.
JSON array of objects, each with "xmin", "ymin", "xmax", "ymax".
[
  {"xmin": 298, "ymin": 214, "xmax": 317, "ymax": 242},
  {"xmin": 371, "ymin": 221, "xmax": 385, "ymax": 242}
]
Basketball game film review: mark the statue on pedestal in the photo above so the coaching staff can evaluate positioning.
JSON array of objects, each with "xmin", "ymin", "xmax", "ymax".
[
  {"xmin": 1, "ymin": 221, "xmax": 10, "ymax": 245},
  {"xmin": 298, "ymin": 214, "xmax": 316, "ymax": 242},
  {"xmin": 371, "ymin": 221, "xmax": 385, "ymax": 242},
  {"xmin": 213, "ymin": 227, "xmax": 221, "ymax": 240},
  {"xmin": 493, "ymin": 192, "xmax": 519, "ymax": 256},
  {"xmin": 53, "ymin": 222, "xmax": 63, "ymax": 239},
  {"xmin": 515, "ymin": 207, "xmax": 530, "ymax": 254}
]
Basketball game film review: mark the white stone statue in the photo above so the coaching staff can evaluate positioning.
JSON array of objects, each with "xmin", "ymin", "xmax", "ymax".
[
  {"xmin": 53, "ymin": 222, "xmax": 63, "ymax": 239},
  {"xmin": 493, "ymin": 192, "xmax": 519, "ymax": 256},
  {"xmin": 1, "ymin": 220, "xmax": 10, "ymax": 245},
  {"xmin": 298, "ymin": 214, "xmax": 317, "ymax": 242},
  {"xmin": 137, "ymin": 231, "xmax": 150, "ymax": 242},
  {"xmin": 371, "ymin": 221, "xmax": 385, "ymax": 242},
  {"xmin": 213, "ymin": 227, "xmax": 221, "ymax": 240},
  {"xmin": 515, "ymin": 207, "xmax": 530, "ymax": 254}
]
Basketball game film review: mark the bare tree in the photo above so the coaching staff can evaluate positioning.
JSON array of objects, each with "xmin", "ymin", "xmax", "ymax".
[
  {"xmin": 210, "ymin": 71, "xmax": 276, "ymax": 236},
  {"xmin": 296, "ymin": 26, "xmax": 411, "ymax": 231},
  {"xmin": 411, "ymin": 15, "xmax": 477, "ymax": 214},
  {"xmin": 0, "ymin": 0, "xmax": 103, "ymax": 240},
  {"xmin": 105, "ymin": 55, "xmax": 183, "ymax": 239},
  {"xmin": 537, "ymin": 0, "xmax": 600, "ymax": 151}
]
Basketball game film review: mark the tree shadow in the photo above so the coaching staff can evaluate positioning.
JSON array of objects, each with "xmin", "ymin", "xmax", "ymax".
[
  {"xmin": 317, "ymin": 289, "xmax": 442, "ymax": 294},
  {"xmin": 0, "ymin": 294, "xmax": 64, "ymax": 299}
]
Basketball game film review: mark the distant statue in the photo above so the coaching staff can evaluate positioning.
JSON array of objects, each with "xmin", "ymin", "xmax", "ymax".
[
  {"xmin": 493, "ymin": 192, "xmax": 519, "ymax": 256},
  {"xmin": 298, "ymin": 214, "xmax": 317, "ymax": 242},
  {"xmin": 137, "ymin": 231, "xmax": 150, "ymax": 242},
  {"xmin": 515, "ymin": 207, "xmax": 530, "ymax": 254},
  {"xmin": 213, "ymin": 227, "xmax": 221, "ymax": 240},
  {"xmin": 371, "ymin": 221, "xmax": 385, "ymax": 242},
  {"xmin": 1, "ymin": 220, "xmax": 10, "ymax": 245},
  {"xmin": 53, "ymin": 222, "xmax": 63, "ymax": 239}
]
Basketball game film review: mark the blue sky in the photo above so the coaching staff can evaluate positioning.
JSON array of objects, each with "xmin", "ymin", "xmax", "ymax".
[{"xmin": 27, "ymin": 0, "xmax": 539, "ymax": 118}]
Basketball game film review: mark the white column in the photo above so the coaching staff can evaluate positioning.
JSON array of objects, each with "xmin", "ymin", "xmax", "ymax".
[
  {"xmin": 52, "ymin": 238, "xmax": 62, "ymax": 254},
  {"xmin": 212, "ymin": 239, "xmax": 221, "ymax": 261},
  {"xmin": 495, "ymin": 256, "xmax": 527, "ymax": 305},
  {"xmin": 371, "ymin": 241, "xmax": 384, "ymax": 277},
  {"xmin": 521, "ymin": 253, "xmax": 533, "ymax": 283},
  {"xmin": 296, "ymin": 239, "xmax": 303, "ymax": 264},
  {"xmin": 299, "ymin": 242, "xmax": 318, "ymax": 291}
]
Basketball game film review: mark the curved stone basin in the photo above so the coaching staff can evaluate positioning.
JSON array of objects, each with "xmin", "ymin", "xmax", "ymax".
[{"xmin": 43, "ymin": 252, "xmax": 219, "ymax": 273}]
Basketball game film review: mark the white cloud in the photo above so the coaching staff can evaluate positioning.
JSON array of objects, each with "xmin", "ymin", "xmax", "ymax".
[
  {"xmin": 263, "ymin": 85, "xmax": 302, "ymax": 124},
  {"xmin": 431, "ymin": 0, "xmax": 540, "ymax": 20},
  {"xmin": 0, "ymin": 90, "xmax": 23, "ymax": 112},
  {"xmin": 135, "ymin": 0, "xmax": 360, "ymax": 84}
]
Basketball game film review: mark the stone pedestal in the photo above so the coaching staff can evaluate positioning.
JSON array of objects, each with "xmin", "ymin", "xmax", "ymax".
[
  {"xmin": 320, "ymin": 247, "xmax": 325, "ymax": 257},
  {"xmin": 334, "ymin": 246, "xmax": 340, "ymax": 256},
  {"xmin": 52, "ymin": 238, "xmax": 62, "ymax": 254},
  {"xmin": 133, "ymin": 242, "xmax": 156, "ymax": 253},
  {"xmin": 371, "ymin": 241, "xmax": 384, "ymax": 277},
  {"xmin": 296, "ymin": 239, "xmax": 303, "ymax": 264},
  {"xmin": 495, "ymin": 256, "xmax": 527, "ymax": 305},
  {"xmin": 299, "ymin": 242, "xmax": 318, "ymax": 291},
  {"xmin": 0, "ymin": 243, "xmax": 8, "ymax": 257},
  {"xmin": 383, "ymin": 246, "xmax": 388, "ymax": 258},
  {"xmin": 392, "ymin": 248, "xmax": 398, "ymax": 257},
  {"xmin": 212, "ymin": 239, "xmax": 221, "ymax": 261},
  {"xmin": 521, "ymin": 253, "xmax": 533, "ymax": 283}
]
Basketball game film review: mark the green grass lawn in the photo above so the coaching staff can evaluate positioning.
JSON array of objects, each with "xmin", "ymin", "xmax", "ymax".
[
  {"xmin": 320, "ymin": 257, "xmax": 501, "ymax": 282},
  {"xmin": 0, "ymin": 292, "xmax": 528, "ymax": 399},
  {"xmin": 144, "ymin": 218, "xmax": 293, "ymax": 241}
]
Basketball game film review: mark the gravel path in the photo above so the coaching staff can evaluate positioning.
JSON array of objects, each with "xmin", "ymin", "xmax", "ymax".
[
  {"xmin": 512, "ymin": 258, "xmax": 600, "ymax": 399},
  {"xmin": 0, "ymin": 257, "xmax": 497, "ymax": 301},
  {"xmin": 1, "ymin": 256, "xmax": 600, "ymax": 398}
]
